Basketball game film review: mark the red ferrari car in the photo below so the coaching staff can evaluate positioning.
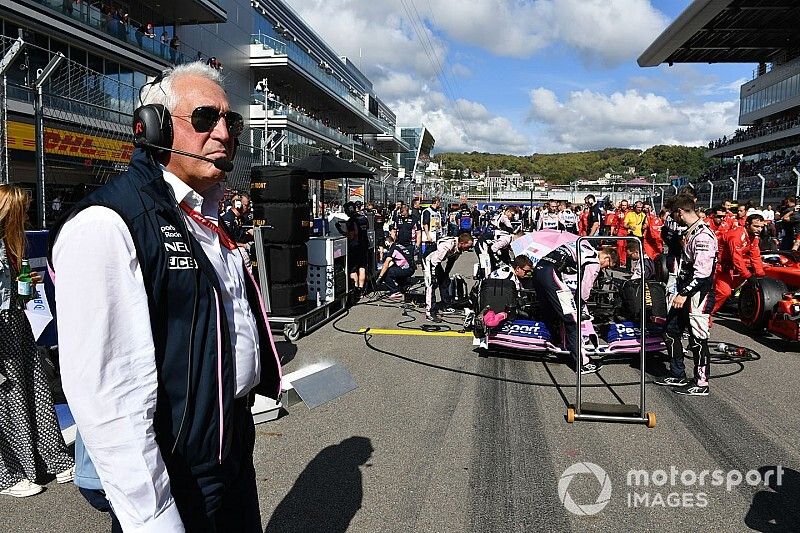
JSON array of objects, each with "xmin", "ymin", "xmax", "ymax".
[{"xmin": 738, "ymin": 252, "xmax": 800, "ymax": 341}]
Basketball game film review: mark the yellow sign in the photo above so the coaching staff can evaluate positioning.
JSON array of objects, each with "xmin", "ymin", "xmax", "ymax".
[{"xmin": 6, "ymin": 121, "xmax": 134, "ymax": 163}]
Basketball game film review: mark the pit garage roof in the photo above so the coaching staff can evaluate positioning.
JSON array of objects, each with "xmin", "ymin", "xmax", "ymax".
[{"xmin": 638, "ymin": 0, "xmax": 800, "ymax": 67}]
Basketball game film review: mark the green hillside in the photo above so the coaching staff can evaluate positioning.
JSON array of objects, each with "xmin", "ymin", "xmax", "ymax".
[{"xmin": 435, "ymin": 145, "xmax": 711, "ymax": 184}]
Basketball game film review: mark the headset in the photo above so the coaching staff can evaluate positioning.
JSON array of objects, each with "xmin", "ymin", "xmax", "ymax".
[{"xmin": 132, "ymin": 71, "xmax": 236, "ymax": 172}]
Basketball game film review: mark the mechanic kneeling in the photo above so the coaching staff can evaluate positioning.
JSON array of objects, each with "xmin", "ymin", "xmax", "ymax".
[
  {"xmin": 377, "ymin": 236, "xmax": 415, "ymax": 301},
  {"xmin": 532, "ymin": 241, "xmax": 618, "ymax": 374}
]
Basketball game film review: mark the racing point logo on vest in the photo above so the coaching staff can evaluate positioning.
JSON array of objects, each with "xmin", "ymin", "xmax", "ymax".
[{"xmin": 161, "ymin": 225, "xmax": 196, "ymax": 270}]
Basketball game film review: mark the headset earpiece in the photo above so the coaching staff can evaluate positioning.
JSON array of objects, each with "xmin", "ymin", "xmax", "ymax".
[{"xmin": 132, "ymin": 104, "xmax": 173, "ymax": 151}]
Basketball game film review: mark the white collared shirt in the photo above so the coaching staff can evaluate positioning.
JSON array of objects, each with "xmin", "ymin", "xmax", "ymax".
[
  {"xmin": 53, "ymin": 169, "xmax": 260, "ymax": 533},
  {"xmin": 164, "ymin": 170, "xmax": 261, "ymax": 397}
]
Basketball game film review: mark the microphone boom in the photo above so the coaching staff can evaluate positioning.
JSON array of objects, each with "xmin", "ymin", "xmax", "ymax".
[{"xmin": 136, "ymin": 140, "xmax": 234, "ymax": 172}]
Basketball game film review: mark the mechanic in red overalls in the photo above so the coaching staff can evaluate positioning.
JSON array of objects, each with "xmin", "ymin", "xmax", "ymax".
[
  {"xmin": 602, "ymin": 202, "xmax": 617, "ymax": 236},
  {"xmin": 706, "ymin": 205, "xmax": 735, "ymax": 240},
  {"xmin": 614, "ymin": 200, "xmax": 630, "ymax": 267},
  {"xmin": 578, "ymin": 204, "xmax": 589, "ymax": 236},
  {"xmin": 735, "ymin": 204, "xmax": 748, "ymax": 228},
  {"xmin": 722, "ymin": 199, "xmax": 738, "ymax": 228},
  {"xmin": 711, "ymin": 213, "xmax": 766, "ymax": 315},
  {"xmin": 643, "ymin": 204, "xmax": 664, "ymax": 259}
]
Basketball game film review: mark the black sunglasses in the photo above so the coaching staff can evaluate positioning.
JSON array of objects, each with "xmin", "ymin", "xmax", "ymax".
[{"xmin": 175, "ymin": 106, "xmax": 244, "ymax": 137}]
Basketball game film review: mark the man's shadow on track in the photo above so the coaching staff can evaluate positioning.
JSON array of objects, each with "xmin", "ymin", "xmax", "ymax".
[
  {"xmin": 745, "ymin": 466, "xmax": 800, "ymax": 532},
  {"xmin": 264, "ymin": 436, "xmax": 374, "ymax": 533}
]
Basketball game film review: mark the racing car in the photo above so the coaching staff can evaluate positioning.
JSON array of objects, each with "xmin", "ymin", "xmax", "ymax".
[
  {"xmin": 738, "ymin": 251, "xmax": 800, "ymax": 341},
  {"xmin": 471, "ymin": 269, "xmax": 667, "ymax": 358}
]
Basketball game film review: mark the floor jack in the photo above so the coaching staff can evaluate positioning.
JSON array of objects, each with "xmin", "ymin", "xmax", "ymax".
[{"xmin": 566, "ymin": 236, "xmax": 656, "ymax": 429}]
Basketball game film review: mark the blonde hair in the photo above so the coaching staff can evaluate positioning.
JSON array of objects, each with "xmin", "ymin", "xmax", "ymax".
[{"xmin": 0, "ymin": 185, "xmax": 30, "ymax": 271}]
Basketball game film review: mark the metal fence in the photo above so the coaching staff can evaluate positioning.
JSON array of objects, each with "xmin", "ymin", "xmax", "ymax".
[{"xmin": 693, "ymin": 170, "xmax": 800, "ymax": 208}]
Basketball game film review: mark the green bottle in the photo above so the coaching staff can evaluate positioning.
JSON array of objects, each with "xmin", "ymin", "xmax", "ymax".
[{"xmin": 17, "ymin": 259, "xmax": 32, "ymax": 298}]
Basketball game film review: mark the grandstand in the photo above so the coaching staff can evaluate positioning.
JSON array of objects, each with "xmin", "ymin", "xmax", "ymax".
[{"xmin": 639, "ymin": 0, "xmax": 800, "ymax": 207}]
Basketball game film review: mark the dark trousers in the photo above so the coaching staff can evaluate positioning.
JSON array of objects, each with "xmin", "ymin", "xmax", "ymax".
[
  {"xmin": 78, "ymin": 488, "xmax": 123, "ymax": 533},
  {"xmin": 663, "ymin": 290, "xmax": 712, "ymax": 385},
  {"xmin": 533, "ymin": 265, "xmax": 582, "ymax": 368},
  {"xmin": 168, "ymin": 399, "xmax": 261, "ymax": 533},
  {"xmin": 385, "ymin": 266, "xmax": 412, "ymax": 293}
]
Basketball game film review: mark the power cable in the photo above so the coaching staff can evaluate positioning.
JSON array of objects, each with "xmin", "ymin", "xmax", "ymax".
[{"xmin": 399, "ymin": 0, "xmax": 471, "ymax": 140}]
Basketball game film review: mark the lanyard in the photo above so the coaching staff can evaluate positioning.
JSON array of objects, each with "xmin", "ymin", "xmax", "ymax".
[{"xmin": 179, "ymin": 202, "xmax": 238, "ymax": 250}]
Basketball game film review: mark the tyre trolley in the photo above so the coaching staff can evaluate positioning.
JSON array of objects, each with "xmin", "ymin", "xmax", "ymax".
[{"xmin": 566, "ymin": 236, "xmax": 656, "ymax": 429}]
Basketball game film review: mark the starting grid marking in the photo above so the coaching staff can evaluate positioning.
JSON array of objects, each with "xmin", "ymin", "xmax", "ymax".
[{"xmin": 357, "ymin": 328, "xmax": 473, "ymax": 337}]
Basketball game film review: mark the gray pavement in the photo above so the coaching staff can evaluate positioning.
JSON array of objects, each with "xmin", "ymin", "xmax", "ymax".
[{"xmin": 1, "ymin": 254, "xmax": 799, "ymax": 532}]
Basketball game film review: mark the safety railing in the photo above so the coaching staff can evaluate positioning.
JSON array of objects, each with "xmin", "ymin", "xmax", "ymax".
[{"xmin": 32, "ymin": 0, "xmax": 211, "ymax": 65}]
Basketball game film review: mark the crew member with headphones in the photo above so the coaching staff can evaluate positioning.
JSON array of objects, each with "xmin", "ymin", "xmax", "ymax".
[{"xmin": 50, "ymin": 62, "xmax": 282, "ymax": 531}]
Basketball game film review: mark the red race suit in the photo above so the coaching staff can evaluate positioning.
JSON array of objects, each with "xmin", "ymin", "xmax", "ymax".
[
  {"xmin": 643, "ymin": 213, "xmax": 664, "ymax": 260},
  {"xmin": 711, "ymin": 226, "xmax": 766, "ymax": 314}
]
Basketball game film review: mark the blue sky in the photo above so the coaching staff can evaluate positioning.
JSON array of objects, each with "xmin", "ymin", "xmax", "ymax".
[{"xmin": 284, "ymin": 0, "xmax": 752, "ymax": 155}]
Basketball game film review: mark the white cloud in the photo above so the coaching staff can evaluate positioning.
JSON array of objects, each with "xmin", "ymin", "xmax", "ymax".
[
  {"xmin": 280, "ymin": 0, "xmax": 672, "ymax": 154},
  {"xmin": 527, "ymin": 88, "xmax": 739, "ymax": 152},
  {"xmin": 540, "ymin": 0, "xmax": 669, "ymax": 66},
  {"xmin": 451, "ymin": 63, "xmax": 472, "ymax": 78},
  {"xmin": 393, "ymin": 94, "xmax": 532, "ymax": 154}
]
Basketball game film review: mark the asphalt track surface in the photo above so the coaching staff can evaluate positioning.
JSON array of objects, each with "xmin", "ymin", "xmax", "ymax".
[{"xmin": 2, "ymin": 254, "xmax": 799, "ymax": 532}]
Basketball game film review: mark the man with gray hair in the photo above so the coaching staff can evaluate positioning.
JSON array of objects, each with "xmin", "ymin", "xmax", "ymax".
[{"xmin": 50, "ymin": 62, "xmax": 282, "ymax": 531}]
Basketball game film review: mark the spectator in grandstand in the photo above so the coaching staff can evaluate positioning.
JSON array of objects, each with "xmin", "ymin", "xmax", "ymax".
[
  {"xmin": 655, "ymin": 194, "xmax": 717, "ymax": 397},
  {"xmin": 169, "ymin": 34, "xmax": 180, "ymax": 63},
  {"xmin": 532, "ymin": 240, "xmax": 618, "ymax": 374},
  {"xmin": 376, "ymin": 235, "xmax": 415, "ymax": 300},
  {"xmin": 51, "ymin": 63, "xmax": 280, "ymax": 530},
  {"xmin": 712, "ymin": 214, "xmax": 766, "ymax": 315},
  {"xmin": 0, "ymin": 185, "xmax": 74, "ymax": 499},
  {"xmin": 160, "ymin": 29, "xmax": 169, "ymax": 57},
  {"xmin": 425, "ymin": 233, "xmax": 473, "ymax": 322}
]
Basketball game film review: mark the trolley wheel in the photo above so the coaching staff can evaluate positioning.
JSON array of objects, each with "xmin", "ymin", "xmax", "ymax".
[
  {"xmin": 566, "ymin": 406, "xmax": 575, "ymax": 424},
  {"xmin": 646, "ymin": 412, "xmax": 656, "ymax": 429},
  {"xmin": 284, "ymin": 324, "xmax": 301, "ymax": 343}
]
